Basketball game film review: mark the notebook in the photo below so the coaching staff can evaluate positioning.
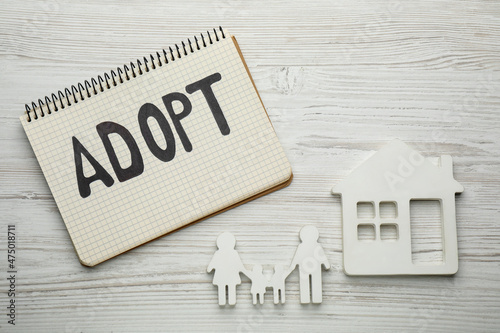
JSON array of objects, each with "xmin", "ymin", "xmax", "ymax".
[{"xmin": 20, "ymin": 27, "xmax": 292, "ymax": 266}]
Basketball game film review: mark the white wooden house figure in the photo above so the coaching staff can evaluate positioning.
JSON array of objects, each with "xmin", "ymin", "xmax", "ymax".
[{"xmin": 332, "ymin": 139, "xmax": 464, "ymax": 275}]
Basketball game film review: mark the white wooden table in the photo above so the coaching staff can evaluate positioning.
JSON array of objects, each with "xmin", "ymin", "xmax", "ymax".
[{"xmin": 1, "ymin": 0, "xmax": 499, "ymax": 331}]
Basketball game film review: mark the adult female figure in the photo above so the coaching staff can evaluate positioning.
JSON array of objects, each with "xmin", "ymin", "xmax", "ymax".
[{"xmin": 207, "ymin": 232, "xmax": 248, "ymax": 305}]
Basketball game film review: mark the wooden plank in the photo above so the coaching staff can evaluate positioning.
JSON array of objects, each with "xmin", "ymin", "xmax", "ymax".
[{"xmin": 0, "ymin": 0, "xmax": 499, "ymax": 331}]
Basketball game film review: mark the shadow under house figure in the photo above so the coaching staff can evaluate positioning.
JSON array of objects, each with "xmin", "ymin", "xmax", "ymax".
[
  {"xmin": 207, "ymin": 232, "xmax": 248, "ymax": 306},
  {"xmin": 289, "ymin": 226, "xmax": 331, "ymax": 304}
]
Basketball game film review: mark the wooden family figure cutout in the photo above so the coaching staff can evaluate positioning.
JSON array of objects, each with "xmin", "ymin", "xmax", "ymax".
[
  {"xmin": 291, "ymin": 225, "xmax": 331, "ymax": 304},
  {"xmin": 207, "ymin": 226, "xmax": 330, "ymax": 306},
  {"xmin": 206, "ymin": 232, "xmax": 245, "ymax": 306}
]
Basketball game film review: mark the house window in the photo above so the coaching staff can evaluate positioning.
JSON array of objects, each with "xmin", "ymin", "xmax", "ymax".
[
  {"xmin": 380, "ymin": 201, "xmax": 397, "ymax": 218},
  {"xmin": 357, "ymin": 224, "xmax": 376, "ymax": 241},
  {"xmin": 357, "ymin": 202, "xmax": 375, "ymax": 219},
  {"xmin": 380, "ymin": 223, "xmax": 398, "ymax": 241}
]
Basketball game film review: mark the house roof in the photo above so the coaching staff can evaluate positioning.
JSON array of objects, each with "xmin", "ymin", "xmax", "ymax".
[{"xmin": 331, "ymin": 139, "xmax": 464, "ymax": 198}]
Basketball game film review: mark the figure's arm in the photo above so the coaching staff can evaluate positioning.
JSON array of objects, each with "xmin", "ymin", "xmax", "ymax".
[
  {"xmin": 287, "ymin": 258, "xmax": 299, "ymax": 277},
  {"xmin": 207, "ymin": 254, "xmax": 218, "ymax": 273},
  {"xmin": 289, "ymin": 245, "xmax": 303, "ymax": 272},
  {"xmin": 237, "ymin": 259, "xmax": 251, "ymax": 279},
  {"xmin": 318, "ymin": 246, "xmax": 331, "ymax": 270},
  {"xmin": 283, "ymin": 266, "xmax": 295, "ymax": 279},
  {"xmin": 241, "ymin": 267, "xmax": 252, "ymax": 280},
  {"xmin": 242, "ymin": 268, "xmax": 253, "ymax": 279}
]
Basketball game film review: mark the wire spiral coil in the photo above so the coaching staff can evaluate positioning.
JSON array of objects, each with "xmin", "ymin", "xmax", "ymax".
[{"xmin": 25, "ymin": 27, "xmax": 226, "ymax": 122}]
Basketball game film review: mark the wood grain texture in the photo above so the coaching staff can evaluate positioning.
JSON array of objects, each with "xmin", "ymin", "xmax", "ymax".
[{"xmin": 0, "ymin": 0, "xmax": 499, "ymax": 331}]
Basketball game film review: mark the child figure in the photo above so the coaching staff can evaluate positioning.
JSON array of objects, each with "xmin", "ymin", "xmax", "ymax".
[
  {"xmin": 269, "ymin": 264, "xmax": 288, "ymax": 304},
  {"xmin": 248, "ymin": 265, "xmax": 267, "ymax": 305}
]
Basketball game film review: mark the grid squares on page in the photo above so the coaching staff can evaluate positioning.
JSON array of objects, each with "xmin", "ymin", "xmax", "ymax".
[{"xmin": 21, "ymin": 35, "xmax": 291, "ymax": 266}]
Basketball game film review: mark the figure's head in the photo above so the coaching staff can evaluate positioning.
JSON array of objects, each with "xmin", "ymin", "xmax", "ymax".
[
  {"xmin": 253, "ymin": 264, "xmax": 263, "ymax": 273},
  {"xmin": 299, "ymin": 225, "xmax": 319, "ymax": 242},
  {"xmin": 216, "ymin": 232, "xmax": 236, "ymax": 250}
]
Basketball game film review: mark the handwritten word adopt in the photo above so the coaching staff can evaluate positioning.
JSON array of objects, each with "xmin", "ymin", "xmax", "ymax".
[{"xmin": 72, "ymin": 73, "xmax": 229, "ymax": 198}]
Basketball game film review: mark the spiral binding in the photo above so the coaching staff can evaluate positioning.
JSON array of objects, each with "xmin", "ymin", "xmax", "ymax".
[{"xmin": 25, "ymin": 27, "xmax": 227, "ymax": 122}]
